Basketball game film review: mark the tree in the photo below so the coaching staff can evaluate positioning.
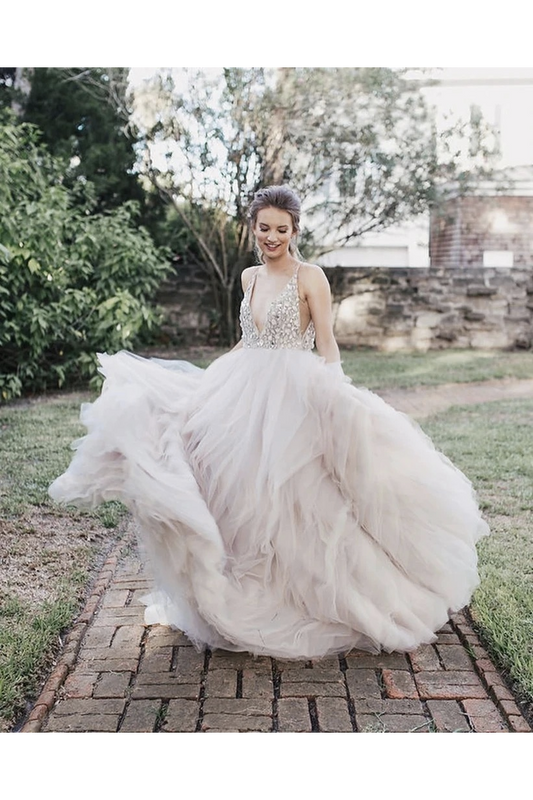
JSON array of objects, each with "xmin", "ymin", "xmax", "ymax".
[
  {"xmin": 0, "ymin": 68, "xmax": 16, "ymax": 107},
  {"xmin": 132, "ymin": 67, "xmax": 498, "ymax": 345},
  {"xmin": 21, "ymin": 68, "xmax": 147, "ymax": 212},
  {"xmin": 0, "ymin": 67, "xmax": 33, "ymax": 115},
  {"xmin": 0, "ymin": 113, "xmax": 169, "ymax": 402}
]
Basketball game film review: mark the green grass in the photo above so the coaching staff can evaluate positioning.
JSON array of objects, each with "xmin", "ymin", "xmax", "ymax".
[
  {"xmin": 423, "ymin": 398, "xmax": 533, "ymax": 703},
  {"xmin": 175, "ymin": 345, "xmax": 533, "ymax": 390},
  {"xmin": 340, "ymin": 348, "xmax": 533, "ymax": 390},
  {"xmin": 1, "ymin": 348, "xmax": 533, "ymax": 726},
  {"xmin": 0, "ymin": 393, "xmax": 127, "ymax": 729},
  {"xmin": 0, "ymin": 590, "xmax": 80, "ymax": 725},
  {"xmin": 0, "ymin": 392, "xmax": 123, "ymax": 526}
]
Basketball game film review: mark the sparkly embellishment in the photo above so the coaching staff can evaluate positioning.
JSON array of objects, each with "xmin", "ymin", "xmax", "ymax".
[{"xmin": 239, "ymin": 268, "xmax": 315, "ymax": 351}]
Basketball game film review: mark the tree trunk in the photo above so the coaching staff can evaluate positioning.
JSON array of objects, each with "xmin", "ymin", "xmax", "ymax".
[
  {"xmin": 11, "ymin": 68, "xmax": 33, "ymax": 116},
  {"xmin": 261, "ymin": 68, "xmax": 292, "ymax": 187}
]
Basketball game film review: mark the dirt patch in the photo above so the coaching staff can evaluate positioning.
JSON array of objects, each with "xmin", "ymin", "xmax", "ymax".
[
  {"xmin": 380, "ymin": 378, "xmax": 533, "ymax": 419},
  {"xmin": 0, "ymin": 503, "xmax": 127, "ymax": 732},
  {"xmin": 0, "ymin": 508, "xmax": 124, "ymax": 608}
]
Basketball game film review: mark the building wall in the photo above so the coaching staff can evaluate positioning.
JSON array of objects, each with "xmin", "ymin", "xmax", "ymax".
[{"xmin": 430, "ymin": 194, "xmax": 533, "ymax": 269}]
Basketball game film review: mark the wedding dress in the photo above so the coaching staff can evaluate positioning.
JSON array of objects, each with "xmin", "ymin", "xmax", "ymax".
[{"xmin": 49, "ymin": 265, "xmax": 489, "ymax": 659}]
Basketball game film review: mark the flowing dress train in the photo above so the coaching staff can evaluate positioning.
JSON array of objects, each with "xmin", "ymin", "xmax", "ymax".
[{"xmin": 49, "ymin": 265, "xmax": 489, "ymax": 658}]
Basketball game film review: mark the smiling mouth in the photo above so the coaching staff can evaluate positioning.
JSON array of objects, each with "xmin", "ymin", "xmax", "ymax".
[{"xmin": 265, "ymin": 243, "xmax": 280, "ymax": 250}]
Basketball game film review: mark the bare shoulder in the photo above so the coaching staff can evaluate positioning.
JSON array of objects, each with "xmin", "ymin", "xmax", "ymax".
[
  {"xmin": 299, "ymin": 262, "xmax": 328, "ymax": 281},
  {"xmin": 241, "ymin": 265, "xmax": 258, "ymax": 291},
  {"xmin": 298, "ymin": 262, "xmax": 331, "ymax": 293}
]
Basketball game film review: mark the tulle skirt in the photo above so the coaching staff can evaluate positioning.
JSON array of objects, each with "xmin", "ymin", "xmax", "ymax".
[{"xmin": 49, "ymin": 348, "xmax": 489, "ymax": 659}]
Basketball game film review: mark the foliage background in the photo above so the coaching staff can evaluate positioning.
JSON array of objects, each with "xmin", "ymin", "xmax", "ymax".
[
  {"xmin": 0, "ymin": 66, "xmax": 498, "ymax": 398},
  {"xmin": 0, "ymin": 113, "xmax": 169, "ymax": 402}
]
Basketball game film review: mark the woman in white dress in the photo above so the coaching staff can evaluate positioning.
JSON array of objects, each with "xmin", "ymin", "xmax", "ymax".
[{"xmin": 49, "ymin": 185, "xmax": 489, "ymax": 659}]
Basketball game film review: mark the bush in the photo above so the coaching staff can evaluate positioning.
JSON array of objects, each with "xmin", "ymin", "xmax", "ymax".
[{"xmin": 0, "ymin": 116, "xmax": 170, "ymax": 401}]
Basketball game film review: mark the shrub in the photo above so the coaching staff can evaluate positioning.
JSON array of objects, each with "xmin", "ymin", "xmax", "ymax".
[{"xmin": 0, "ymin": 116, "xmax": 170, "ymax": 401}]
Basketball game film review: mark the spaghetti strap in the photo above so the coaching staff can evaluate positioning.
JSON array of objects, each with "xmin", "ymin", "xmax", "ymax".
[{"xmin": 245, "ymin": 266, "xmax": 260, "ymax": 296}]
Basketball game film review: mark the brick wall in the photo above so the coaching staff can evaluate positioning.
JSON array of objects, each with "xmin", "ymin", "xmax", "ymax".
[{"xmin": 430, "ymin": 195, "xmax": 533, "ymax": 267}]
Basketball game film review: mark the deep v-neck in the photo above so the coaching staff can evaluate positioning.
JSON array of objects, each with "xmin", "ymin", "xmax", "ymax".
[{"xmin": 248, "ymin": 266, "xmax": 298, "ymax": 336}]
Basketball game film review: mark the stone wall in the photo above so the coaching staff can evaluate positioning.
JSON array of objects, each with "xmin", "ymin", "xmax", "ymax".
[
  {"xmin": 155, "ymin": 192, "xmax": 533, "ymax": 350},
  {"xmin": 155, "ymin": 261, "xmax": 218, "ymax": 345},
  {"xmin": 324, "ymin": 265, "xmax": 533, "ymax": 352},
  {"xmin": 156, "ymin": 261, "xmax": 533, "ymax": 352}
]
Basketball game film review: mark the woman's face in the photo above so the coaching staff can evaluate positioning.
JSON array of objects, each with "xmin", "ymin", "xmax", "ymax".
[{"xmin": 253, "ymin": 207, "xmax": 295, "ymax": 260}]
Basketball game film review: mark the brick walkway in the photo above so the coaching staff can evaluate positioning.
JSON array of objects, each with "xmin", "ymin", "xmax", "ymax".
[{"xmin": 22, "ymin": 378, "xmax": 533, "ymax": 733}]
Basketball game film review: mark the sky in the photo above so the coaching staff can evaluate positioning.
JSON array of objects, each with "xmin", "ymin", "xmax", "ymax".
[
  {"xmin": 129, "ymin": 66, "xmax": 533, "ymax": 173},
  {"xmin": 129, "ymin": 68, "xmax": 164, "ymax": 85},
  {"xmin": 129, "ymin": 68, "xmax": 533, "ymax": 83}
]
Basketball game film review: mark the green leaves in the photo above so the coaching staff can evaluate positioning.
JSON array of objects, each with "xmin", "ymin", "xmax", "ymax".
[{"xmin": 0, "ymin": 117, "xmax": 169, "ymax": 402}]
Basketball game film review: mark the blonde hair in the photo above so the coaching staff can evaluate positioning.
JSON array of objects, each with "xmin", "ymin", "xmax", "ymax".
[{"xmin": 248, "ymin": 185, "xmax": 303, "ymax": 262}]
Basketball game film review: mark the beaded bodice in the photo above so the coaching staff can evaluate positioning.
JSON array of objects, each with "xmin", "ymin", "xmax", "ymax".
[{"xmin": 239, "ymin": 266, "xmax": 315, "ymax": 351}]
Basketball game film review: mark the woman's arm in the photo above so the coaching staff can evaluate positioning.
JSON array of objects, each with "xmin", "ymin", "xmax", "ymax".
[{"xmin": 302, "ymin": 265, "xmax": 341, "ymax": 364}]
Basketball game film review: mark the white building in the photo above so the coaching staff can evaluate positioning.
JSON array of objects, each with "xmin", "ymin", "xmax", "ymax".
[{"xmin": 319, "ymin": 68, "xmax": 533, "ymax": 269}]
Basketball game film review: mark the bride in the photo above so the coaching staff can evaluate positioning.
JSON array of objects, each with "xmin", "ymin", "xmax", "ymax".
[{"xmin": 49, "ymin": 184, "xmax": 489, "ymax": 659}]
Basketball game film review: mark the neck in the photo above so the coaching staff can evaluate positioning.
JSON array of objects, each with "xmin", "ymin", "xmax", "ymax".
[{"xmin": 263, "ymin": 254, "xmax": 298, "ymax": 274}]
